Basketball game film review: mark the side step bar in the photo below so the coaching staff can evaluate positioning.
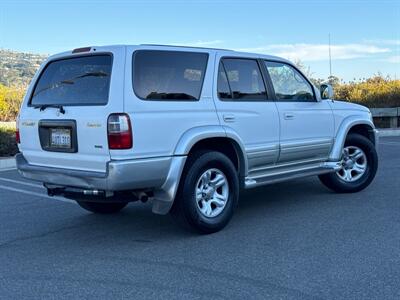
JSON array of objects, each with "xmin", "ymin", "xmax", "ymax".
[{"xmin": 244, "ymin": 161, "xmax": 341, "ymax": 189}]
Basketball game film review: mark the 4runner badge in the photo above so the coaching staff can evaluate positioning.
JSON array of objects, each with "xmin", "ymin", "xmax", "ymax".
[
  {"xmin": 21, "ymin": 121, "xmax": 35, "ymax": 127},
  {"xmin": 87, "ymin": 122, "xmax": 101, "ymax": 128}
]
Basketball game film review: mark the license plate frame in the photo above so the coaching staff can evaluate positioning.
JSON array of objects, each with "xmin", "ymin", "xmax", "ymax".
[
  {"xmin": 50, "ymin": 128, "xmax": 72, "ymax": 149},
  {"xmin": 39, "ymin": 120, "xmax": 78, "ymax": 153}
]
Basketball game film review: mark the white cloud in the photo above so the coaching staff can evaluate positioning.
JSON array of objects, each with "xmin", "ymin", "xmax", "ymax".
[
  {"xmin": 364, "ymin": 39, "xmax": 400, "ymax": 46},
  {"xmin": 383, "ymin": 55, "xmax": 400, "ymax": 63},
  {"xmin": 237, "ymin": 43, "xmax": 391, "ymax": 62}
]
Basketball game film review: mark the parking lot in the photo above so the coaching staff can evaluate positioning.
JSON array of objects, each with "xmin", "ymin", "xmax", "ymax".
[{"xmin": 0, "ymin": 136, "xmax": 399, "ymax": 299}]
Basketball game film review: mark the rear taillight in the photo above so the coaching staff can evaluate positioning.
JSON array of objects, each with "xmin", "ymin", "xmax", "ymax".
[
  {"xmin": 16, "ymin": 115, "xmax": 20, "ymax": 144},
  {"xmin": 107, "ymin": 113, "xmax": 132, "ymax": 149}
]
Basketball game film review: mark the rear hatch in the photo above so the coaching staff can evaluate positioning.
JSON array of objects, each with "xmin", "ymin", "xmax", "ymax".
[{"xmin": 18, "ymin": 46, "xmax": 125, "ymax": 173}]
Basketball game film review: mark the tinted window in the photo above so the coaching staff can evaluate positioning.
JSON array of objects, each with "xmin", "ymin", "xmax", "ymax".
[
  {"xmin": 133, "ymin": 50, "xmax": 208, "ymax": 100},
  {"xmin": 31, "ymin": 55, "xmax": 112, "ymax": 106},
  {"xmin": 218, "ymin": 58, "xmax": 267, "ymax": 100},
  {"xmin": 217, "ymin": 62, "xmax": 232, "ymax": 99},
  {"xmin": 264, "ymin": 61, "xmax": 315, "ymax": 101}
]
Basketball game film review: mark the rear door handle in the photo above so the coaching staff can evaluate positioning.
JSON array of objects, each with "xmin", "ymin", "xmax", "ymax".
[
  {"xmin": 223, "ymin": 114, "xmax": 235, "ymax": 123},
  {"xmin": 284, "ymin": 113, "xmax": 295, "ymax": 120}
]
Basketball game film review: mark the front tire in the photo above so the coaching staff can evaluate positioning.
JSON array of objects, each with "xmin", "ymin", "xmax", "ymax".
[
  {"xmin": 319, "ymin": 133, "xmax": 378, "ymax": 193},
  {"xmin": 77, "ymin": 201, "xmax": 128, "ymax": 214},
  {"xmin": 171, "ymin": 151, "xmax": 239, "ymax": 234}
]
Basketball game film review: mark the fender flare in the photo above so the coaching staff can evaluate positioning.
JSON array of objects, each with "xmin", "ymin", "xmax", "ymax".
[
  {"xmin": 329, "ymin": 115, "xmax": 376, "ymax": 161},
  {"xmin": 174, "ymin": 125, "xmax": 248, "ymax": 176}
]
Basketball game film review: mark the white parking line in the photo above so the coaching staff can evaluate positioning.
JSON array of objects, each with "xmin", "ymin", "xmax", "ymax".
[
  {"xmin": 0, "ymin": 177, "xmax": 43, "ymax": 188},
  {"xmin": 0, "ymin": 185, "xmax": 73, "ymax": 203},
  {"xmin": 0, "ymin": 167, "xmax": 17, "ymax": 172}
]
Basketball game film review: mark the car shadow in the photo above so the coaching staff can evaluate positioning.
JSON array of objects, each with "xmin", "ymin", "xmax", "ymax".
[{"xmin": 62, "ymin": 177, "xmax": 333, "ymax": 241}]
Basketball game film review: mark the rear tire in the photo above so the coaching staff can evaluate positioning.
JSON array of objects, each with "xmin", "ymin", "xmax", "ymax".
[
  {"xmin": 319, "ymin": 133, "xmax": 378, "ymax": 193},
  {"xmin": 77, "ymin": 201, "xmax": 128, "ymax": 214},
  {"xmin": 171, "ymin": 151, "xmax": 239, "ymax": 234}
]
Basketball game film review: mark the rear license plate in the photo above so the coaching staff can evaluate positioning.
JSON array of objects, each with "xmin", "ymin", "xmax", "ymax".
[{"xmin": 50, "ymin": 128, "xmax": 71, "ymax": 148}]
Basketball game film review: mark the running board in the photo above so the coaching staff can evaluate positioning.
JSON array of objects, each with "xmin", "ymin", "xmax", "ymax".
[{"xmin": 244, "ymin": 161, "xmax": 341, "ymax": 189}]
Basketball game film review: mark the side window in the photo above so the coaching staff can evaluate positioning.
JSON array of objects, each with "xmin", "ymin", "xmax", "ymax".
[
  {"xmin": 133, "ymin": 50, "xmax": 208, "ymax": 101},
  {"xmin": 217, "ymin": 62, "xmax": 231, "ymax": 99},
  {"xmin": 264, "ymin": 61, "xmax": 315, "ymax": 101},
  {"xmin": 218, "ymin": 58, "xmax": 267, "ymax": 100}
]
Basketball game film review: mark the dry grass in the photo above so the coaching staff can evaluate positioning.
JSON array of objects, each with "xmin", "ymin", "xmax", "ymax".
[{"xmin": 334, "ymin": 77, "xmax": 400, "ymax": 108}]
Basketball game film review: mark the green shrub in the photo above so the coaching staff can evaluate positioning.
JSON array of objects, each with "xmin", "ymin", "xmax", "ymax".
[{"xmin": 0, "ymin": 125, "xmax": 18, "ymax": 157}]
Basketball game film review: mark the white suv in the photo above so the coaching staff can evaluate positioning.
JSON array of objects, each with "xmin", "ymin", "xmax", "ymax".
[{"xmin": 17, "ymin": 45, "xmax": 378, "ymax": 233}]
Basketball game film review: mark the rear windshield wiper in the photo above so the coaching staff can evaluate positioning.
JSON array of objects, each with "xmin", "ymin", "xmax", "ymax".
[
  {"xmin": 33, "ymin": 104, "xmax": 65, "ymax": 114},
  {"xmin": 60, "ymin": 71, "xmax": 109, "ymax": 84},
  {"xmin": 32, "ymin": 81, "xmax": 73, "ymax": 98},
  {"xmin": 32, "ymin": 71, "xmax": 109, "ymax": 97}
]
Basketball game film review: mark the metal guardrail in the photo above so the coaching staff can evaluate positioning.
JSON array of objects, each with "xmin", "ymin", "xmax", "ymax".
[{"xmin": 370, "ymin": 107, "xmax": 399, "ymax": 128}]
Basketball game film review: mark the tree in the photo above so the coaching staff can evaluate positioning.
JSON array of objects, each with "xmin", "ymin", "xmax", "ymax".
[{"xmin": 327, "ymin": 75, "xmax": 341, "ymax": 87}]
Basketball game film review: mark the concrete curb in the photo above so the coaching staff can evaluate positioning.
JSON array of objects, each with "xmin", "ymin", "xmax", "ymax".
[
  {"xmin": 378, "ymin": 128, "xmax": 400, "ymax": 137},
  {"xmin": 0, "ymin": 157, "xmax": 16, "ymax": 170}
]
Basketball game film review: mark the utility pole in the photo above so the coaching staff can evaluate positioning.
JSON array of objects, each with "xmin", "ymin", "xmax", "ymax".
[{"xmin": 328, "ymin": 33, "xmax": 332, "ymax": 79}]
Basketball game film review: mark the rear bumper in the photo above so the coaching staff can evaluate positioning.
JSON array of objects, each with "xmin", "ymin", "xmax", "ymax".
[
  {"xmin": 16, "ymin": 153, "xmax": 171, "ymax": 191},
  {"xmin": 16, "ymin": 153, "xmax": 187, "ymax": 214}
]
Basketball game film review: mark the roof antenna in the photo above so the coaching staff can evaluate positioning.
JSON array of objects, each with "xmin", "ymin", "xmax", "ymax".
[
  {"xmin": 328, "ymin": 33, "xmax": 335, "ymax": 102},
  {"xmin": 329, "ymin": 33, "xmax": 332, "ymax": 79}
]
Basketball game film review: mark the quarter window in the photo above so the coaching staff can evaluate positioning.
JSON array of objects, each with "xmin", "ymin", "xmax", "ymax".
[
  {"xmin": 264, "ymin": 61, "xmax": 315, "ymax": 101},
  {"xmin": 133, "ymin": 50, "xmax": 208, "ymax": 101},
  {"xmin": 218, "ymin": 58, "xmax": 267, "ymax": 100}
]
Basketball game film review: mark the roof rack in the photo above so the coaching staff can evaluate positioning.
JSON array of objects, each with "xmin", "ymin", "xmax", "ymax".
[{"xmin": 139, "ymin": 44, "xmax": 233, "ymax": 52}]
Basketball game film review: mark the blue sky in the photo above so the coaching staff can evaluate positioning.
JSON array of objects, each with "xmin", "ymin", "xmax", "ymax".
[{"xmin": 1, "ymin": 0, "xmax": 399, "ymax": 81}]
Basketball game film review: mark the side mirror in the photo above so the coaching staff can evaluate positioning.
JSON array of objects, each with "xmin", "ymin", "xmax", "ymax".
[{"xmin": 320, "ymin": 84, "xmax": 334, "ymax": 99}]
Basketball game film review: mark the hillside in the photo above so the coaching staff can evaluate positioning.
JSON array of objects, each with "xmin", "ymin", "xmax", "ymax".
[{"xmin": 0, "ymin": 49, "xmax": 48, "ymax": 87}]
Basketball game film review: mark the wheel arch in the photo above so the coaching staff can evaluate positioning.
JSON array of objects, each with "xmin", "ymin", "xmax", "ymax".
[
  {"xmin": 152, "ymin": 126, "xmax": 248, "ymax": 215},
  {"xmin": 329, "ymin": 115, "xmax": 377, "ymax": 161},
  {"xmin": 174, "ymin": 126, "xmax": 248, "ymax": 178}
]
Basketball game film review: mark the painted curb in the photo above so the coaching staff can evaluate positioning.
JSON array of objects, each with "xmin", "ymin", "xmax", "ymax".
[{"xmin": 0, "ymin": 157, "xmax": 16, "ymax": 170}]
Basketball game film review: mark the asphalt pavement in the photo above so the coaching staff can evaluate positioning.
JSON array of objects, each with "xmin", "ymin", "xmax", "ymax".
[{"xmin": 0, "ymin": 137, "xmax": 400, "ymax": 299}]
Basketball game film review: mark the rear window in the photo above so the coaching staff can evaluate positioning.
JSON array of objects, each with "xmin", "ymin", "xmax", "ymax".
[
  {"xmin": 133, "ymin": 50, "xmax": 208, "ymax": 101},
  {"xmin": 30, "ymin": 55, "xmax": 112, "ymax": 106}
]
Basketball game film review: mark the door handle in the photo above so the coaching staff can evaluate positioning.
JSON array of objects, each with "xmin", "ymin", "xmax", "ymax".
[
  {"xmin": 223, "ymin": 114, "xmax": 235, "ymax": 123},
  {"xmin": 284, "ymin": 113, "xmax": 295, "ymax": 120}
]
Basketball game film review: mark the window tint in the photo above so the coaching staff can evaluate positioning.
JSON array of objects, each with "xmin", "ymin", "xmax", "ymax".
[
  {"xmin": 218, "ymin": 58, "xmax": 267, "ymax": 100},
  {"xmin": 264, "ymin": 61, "xmax": 315, "ymax": 101},
  {"xmin": 31, "ymin": 55, "xmax": 112, "ymax": 106},
  {"xmin": 133, "ymin": 50, "xmax": 208, "ymax": 101},
  {"xmin": 217, "ymin": 62, "xmax": 232, "ymax": 99}
]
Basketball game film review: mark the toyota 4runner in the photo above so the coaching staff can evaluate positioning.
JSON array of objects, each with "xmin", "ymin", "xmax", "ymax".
[{"xmin": 16, "ymin": 45, "xmax": 379, "ymax": 233}]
